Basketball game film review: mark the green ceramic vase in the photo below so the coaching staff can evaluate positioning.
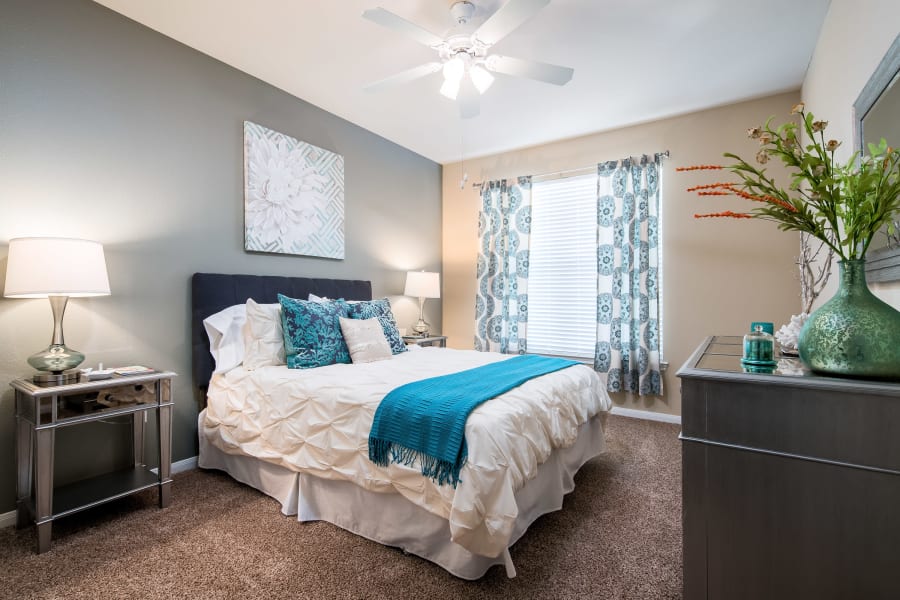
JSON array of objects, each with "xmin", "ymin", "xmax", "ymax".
[{"xmin": 798, "ymin": 259, "xmax": 900, "ymax": 379}]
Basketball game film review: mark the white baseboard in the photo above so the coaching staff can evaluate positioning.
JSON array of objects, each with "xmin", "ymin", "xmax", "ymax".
[
  {"xmin": 611, "ymin": 406, "xmax": 681, "ymax": 425},
  {"xmin": 171, "ymin": 456, "xmax": 198, "ymax": 474},
  {"xmin": 152, "ymin": 456, "xmax": 198, "ymax": 476},
  {"xmin": 0, "ymin": 510, "xmax": 16, "ymax": 529}
]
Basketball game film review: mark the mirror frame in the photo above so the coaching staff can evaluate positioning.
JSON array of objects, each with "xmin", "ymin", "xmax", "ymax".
[{"xmin": 856, "ymin": 34, "xmax": 900, "ymax": 284}]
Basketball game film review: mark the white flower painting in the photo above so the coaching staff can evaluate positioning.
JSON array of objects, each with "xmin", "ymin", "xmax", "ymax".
[{"xmin": 244, "ymin": 121, "xmax": 344, "ymax": 259}]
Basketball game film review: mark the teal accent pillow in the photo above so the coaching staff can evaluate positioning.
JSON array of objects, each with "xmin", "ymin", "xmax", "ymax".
[
  {"xmin": 346, "ymin": 298, "xmax": 407, "ymax": 355},
  {"xmin": 278, "ymin": 294, "xmax": 351, "ymax": 369}
]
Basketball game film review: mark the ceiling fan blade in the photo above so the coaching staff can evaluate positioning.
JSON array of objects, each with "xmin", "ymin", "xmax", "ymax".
[
  {"xmin": 362, "ymin": 8, "xmax": 445, "ymax": 48},
  {"xmin": 364, "ymin": 62, "xmax": 443, "ymax": 92},
  {"xmin": 485, "ymin": 55, "xmax": 574, "ymax": 85},
  {"xmin": 458, "ymin": 79, "xmax": 481, "ymax": 119},
  {"xmin": 474, "ymin": 0, "xmax": 550, "ymax": 46}
]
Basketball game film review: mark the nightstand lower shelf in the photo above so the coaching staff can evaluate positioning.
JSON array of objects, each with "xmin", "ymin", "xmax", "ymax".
[{"xmin": 52, "ymin": 467, "xmax": 166, "ymax": 519}]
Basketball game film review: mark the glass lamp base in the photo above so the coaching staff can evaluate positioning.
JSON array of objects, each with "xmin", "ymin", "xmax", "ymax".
[
  {"xmin": 412, "ymin": 318, "xmax": 430, "ymax": 337},
  {"xmin": 27, "ymin": 343, "xmax": 85, "ymax": 374}
]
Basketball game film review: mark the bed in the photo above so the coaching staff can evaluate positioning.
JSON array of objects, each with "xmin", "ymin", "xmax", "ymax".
[{"xmin": 192, "ymin": 273, "xmax": 612, "ymax": 579}]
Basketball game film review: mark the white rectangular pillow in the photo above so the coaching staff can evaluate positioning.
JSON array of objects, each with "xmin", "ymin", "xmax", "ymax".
[
  {"xmin": 339, "ymin": 317, "xmax": 392, "ymax": 364},
  {"xmin": 243, "ymin": 298, "xmax": 286, "ymax": 370},
  {"xmin": 203, "ymin": 304, "xmax": 247, "ymax": 374},
  {"xmin": 309, "ymin": 293, "xmax": 360, "ymax": 304}
]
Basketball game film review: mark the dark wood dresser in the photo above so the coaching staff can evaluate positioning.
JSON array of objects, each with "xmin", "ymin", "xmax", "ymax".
[{"xmin": 678, "ymin": 336, "xmax": 900, "ymax": 600}]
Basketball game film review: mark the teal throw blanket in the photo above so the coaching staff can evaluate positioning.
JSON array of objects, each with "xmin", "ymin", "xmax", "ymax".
[{"xmin": 368, "ymin": 355, "xmax": 579, "ymax": 487}]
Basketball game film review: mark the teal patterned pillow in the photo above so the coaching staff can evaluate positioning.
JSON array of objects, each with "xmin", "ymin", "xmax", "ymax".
[
  {"xmin": 345, "ymin": 298, "xmax": 407, "ymax": 355},
  {"xmin": 278, "ymin": 294, "xmax": 351, "ymax": 368}
]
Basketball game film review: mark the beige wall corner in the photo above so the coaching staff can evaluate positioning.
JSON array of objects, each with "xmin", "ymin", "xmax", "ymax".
[
  {"xmin": 801, "ymin": 0, "xmax": 900, "ymax": 310},
  {"xmin": 442, "ymin": 92, "xmax": 805, "ymax": 417}
]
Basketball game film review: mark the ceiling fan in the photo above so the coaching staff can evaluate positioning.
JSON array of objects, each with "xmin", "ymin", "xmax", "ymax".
[{"xmin": 362, "ymin": 0, "xmax": 574, "ymax": 118}]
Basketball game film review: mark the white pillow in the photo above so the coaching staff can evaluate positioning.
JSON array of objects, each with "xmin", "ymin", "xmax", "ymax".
[
  {"xmin": 243, "ymin": 298, "xmax": 286, "ymax": 370},
  {"xmin": 309, "ymin": 293, "xmax": 360, "ymax": 304},
  {"xmin": 339, "ymin": 317, "xmax": 392, "ymax": 364},
  {"xmin": 203, "ymin": 304, "xmax": 247, "ymax": 374}
]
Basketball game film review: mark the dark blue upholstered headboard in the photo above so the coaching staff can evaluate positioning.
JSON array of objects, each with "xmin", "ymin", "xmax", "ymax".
[{"xmin": 191, "ymin": 273, "xmax": 373, "ymax": 388}]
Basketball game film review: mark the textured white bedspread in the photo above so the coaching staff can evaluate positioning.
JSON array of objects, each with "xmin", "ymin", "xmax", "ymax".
[{"xmin": 202, "ymin": 347, "xmax": 611, "ymax": 557}]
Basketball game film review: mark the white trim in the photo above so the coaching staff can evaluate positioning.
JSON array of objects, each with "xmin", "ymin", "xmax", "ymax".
[
  {"xmin": 151, "ymin": 456, "xmax": 198, "ymax": 476},
  {"xmin": 171, "ymin": 456, "xmax": 198, "ymax": 474},
  {"xmin": 610, "ymin": 406, "xmax": 681, "ymax": 425},
  {"xmin": 0, "ymin": 510, "xmax": 16, "ymax": 529}
]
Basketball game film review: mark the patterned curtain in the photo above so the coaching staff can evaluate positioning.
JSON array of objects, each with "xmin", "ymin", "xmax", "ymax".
[
  {"xmin": 594, "ymin": 156, "xmax": 663, "ymax": 395},
  {"xmin": 474, "ymin": 177, "xmax": 532, "ymax": 354}
]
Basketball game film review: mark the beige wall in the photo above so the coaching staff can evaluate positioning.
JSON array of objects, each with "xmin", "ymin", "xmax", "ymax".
[
  {"xmin": 442, "ymin": 92, "xmax": 802, "ymax": 416},
  {"xmin": 802, "ymin": 0, "xmax": 900, "ymax": 309}
]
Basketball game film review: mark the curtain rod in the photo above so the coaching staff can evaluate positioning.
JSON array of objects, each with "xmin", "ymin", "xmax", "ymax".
[{"xmin": 470, "ymin": 150, "xmax": 670, "ymax": 189}]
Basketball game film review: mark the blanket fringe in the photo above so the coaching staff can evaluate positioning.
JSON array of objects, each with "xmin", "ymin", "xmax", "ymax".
[{"xmin": 369, "ymin": 437, "xmax": 462, "ymax": 487}]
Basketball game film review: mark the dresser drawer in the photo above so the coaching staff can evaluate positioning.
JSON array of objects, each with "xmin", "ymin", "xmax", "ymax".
[{"xmin": 682, "ymin": 373, "xmax": 900, "ymax": 475}]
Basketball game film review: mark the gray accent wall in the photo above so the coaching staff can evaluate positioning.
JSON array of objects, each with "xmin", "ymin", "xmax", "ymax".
[{"xmin": 0, "ymin": 0, "xmax": 442, "ymax": 513}]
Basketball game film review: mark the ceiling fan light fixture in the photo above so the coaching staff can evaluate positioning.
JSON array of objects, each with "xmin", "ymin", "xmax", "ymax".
[
  {"xmin": 442, "ymin": 56, "xmax": 466, "ymax": 83},
  {"xmin": 362, "ymin": 0, "xmax": 575, "ymax": 112},
  {"xmin": 469, "ymin": 65, "xmax": 495, "ymax": 94},
  {"xmin": 440, "ymin": 77, "xmax": 461, "ymax": 100}
]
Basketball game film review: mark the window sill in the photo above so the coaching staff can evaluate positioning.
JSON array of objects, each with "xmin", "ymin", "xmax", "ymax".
[{"xmin": 527, "ymin": 352, "xmax": 669, "ymax": 372}]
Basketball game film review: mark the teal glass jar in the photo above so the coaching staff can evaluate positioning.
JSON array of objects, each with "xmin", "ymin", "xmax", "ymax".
[{"xmin": 742, "ymin": 324, "xmax": 776, "ymax": 368}]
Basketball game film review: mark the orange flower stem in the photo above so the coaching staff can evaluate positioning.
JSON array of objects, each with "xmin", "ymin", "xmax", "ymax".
[
  {"xmin": 686, "ymin": 183, "xmax": 736, "ymax": 192},
  {"xmin": 676, "ymin": 165, "xmax": 725, "ymax": 171},
  {"xmin": 729, "ymin": 187, "xmax": 797, "ymax": 212},
  {"xmin": 694, "ymin": 211, "xmax": 754, "ymax": 219}
]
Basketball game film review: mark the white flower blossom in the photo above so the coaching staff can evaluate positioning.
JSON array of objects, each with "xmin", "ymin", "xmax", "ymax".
[{"xmin": 246, "ymin": 135, "xmax": 329, "ymax": 250}]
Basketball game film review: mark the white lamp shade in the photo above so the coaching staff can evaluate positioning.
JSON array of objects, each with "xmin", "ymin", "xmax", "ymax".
[
  {"xmin": 404, "ymin": 271, "xmax": 440, "ymax": 299},
  {"xmin": 4, "ymin": 237, "xmax": 111, "ymax": 298}
]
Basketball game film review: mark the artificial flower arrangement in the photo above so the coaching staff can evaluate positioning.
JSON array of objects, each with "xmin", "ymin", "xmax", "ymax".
[
  {"xmin": 679, "ymin": 103, "xmax": 900, "ymax": 377},
  {"xmin": 678, "ymin": 102, "xmax": 900, "ymax": 260}
]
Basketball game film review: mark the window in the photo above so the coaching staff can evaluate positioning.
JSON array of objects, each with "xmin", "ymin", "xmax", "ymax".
[{"xmin": 527, "ymin": 173, "xmax": 599, "ymax": 359}]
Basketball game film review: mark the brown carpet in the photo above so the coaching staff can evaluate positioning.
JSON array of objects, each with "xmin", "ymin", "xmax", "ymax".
[{"xmin": 0, "ymin": 415, "xmax": 682, "ymax": 599}]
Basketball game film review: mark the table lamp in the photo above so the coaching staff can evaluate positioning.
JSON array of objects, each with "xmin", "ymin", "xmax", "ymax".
[
  {"xmin": 4, "ymin": 237, "xmax": 111, "ymax": 384},
  {"xmin": 404, "ymin": 271, "xmax": 440, "ymax": 337}
]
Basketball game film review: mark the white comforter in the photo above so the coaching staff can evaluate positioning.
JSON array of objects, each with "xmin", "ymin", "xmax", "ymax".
[{"xmin": 202, "ymin": 347, "xmax": 611, "ymax": 557}]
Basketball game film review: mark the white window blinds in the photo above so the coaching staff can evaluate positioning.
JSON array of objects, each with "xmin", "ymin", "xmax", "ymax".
[{"xmin": 527, "ymin": 173, "xmax": 598, "ymax": 359}]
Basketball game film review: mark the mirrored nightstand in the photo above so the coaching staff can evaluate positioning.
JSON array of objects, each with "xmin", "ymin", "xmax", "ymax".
[{"xmin": 12, "ymin": 369, "xmax": 176, "ymax": 553}]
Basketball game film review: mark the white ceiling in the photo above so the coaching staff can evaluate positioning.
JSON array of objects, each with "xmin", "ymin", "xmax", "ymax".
[{"xmin": 92, "ymin": 0, "xmax": 831, "ymax": 164}]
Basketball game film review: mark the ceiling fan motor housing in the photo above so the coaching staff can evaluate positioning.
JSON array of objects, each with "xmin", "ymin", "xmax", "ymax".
[{"xmin": 440, "ymin": 34, "xmax": 487, "ymax": 62}]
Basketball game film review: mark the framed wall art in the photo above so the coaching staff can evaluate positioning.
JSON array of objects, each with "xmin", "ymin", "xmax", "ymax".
[{"xmin": 243, "ymin": 121, "xmax": 345, "ymax": 259}]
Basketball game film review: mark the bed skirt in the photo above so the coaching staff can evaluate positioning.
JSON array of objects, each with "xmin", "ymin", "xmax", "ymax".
[{"xmin": 198, "ymin": 410, "xmax": 607, "ymax": 580}]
